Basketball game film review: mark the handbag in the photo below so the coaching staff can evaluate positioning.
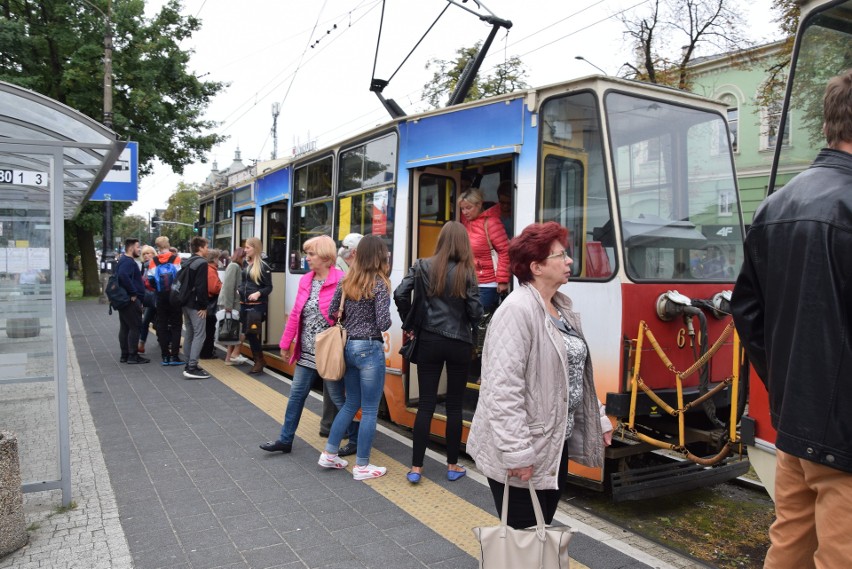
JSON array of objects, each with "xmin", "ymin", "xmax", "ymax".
[
  {"xmin": 398, "ymin": 261, "xmax": 425, "ymax": 364},
  {"xmin": 472, "ymin": 476, "xmax": 576, "ymax": 569},
  {"xmin": 243, "ymin": 304, "xmax": 264, "ymax": 336},
  {"xmin": 315, "ymin": 296, "xmax": 347, "ymax": 381},
  {"xmin": 217, "ymin": 311, "xmax": 240, "ymax": 343}
]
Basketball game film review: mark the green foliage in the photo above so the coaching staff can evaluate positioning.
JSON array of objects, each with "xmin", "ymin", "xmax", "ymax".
[
  {"xmin": 422, "ymin": 42, "xmax": 529, "ymax": 108},
  {"xmin": 162, "ymin": 182, "xmax": 199, "ymax": 251},
  {"xmin": 0, "ymin": 0, "xmax": 226, "ymax": 176},
  {"xmin": 0, "ymin": 0, "xmax": 225, "ymax": 291}
]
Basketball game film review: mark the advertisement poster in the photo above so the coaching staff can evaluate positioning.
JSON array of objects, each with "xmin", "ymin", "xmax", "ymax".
[
  {"xmin": 372, "ymin": 191, "xmax": 388, "ymax": 236},
  {"xmin": 338, "ymin": 197, "xmax": 352, "ymax": 240}
]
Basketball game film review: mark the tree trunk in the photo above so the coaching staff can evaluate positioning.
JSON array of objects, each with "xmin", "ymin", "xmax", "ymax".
[{"xmin": 76, "ymin": 226, "xmax": 101, "ymax": 297}]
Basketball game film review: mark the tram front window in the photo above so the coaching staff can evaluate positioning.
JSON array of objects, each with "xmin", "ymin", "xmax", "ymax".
[{"xmin": 606, "ymin": 92, "xmax": 743, "ymax": 281}]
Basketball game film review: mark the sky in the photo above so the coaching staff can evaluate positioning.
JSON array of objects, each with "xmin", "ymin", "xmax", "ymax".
[{"xmin": 129, "ymin": 0, "xmax": 784, "ymax": 217}]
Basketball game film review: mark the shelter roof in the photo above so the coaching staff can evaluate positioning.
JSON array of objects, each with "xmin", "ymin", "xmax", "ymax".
[{"xmin": 0, "ymin": 81, "xmax": 125, "ymax": 218}]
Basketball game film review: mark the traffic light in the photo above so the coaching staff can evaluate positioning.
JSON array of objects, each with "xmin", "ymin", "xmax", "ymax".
[
  {"xmin": 151, "ymin": 216, "xmax": 160, "ymax": 235},
  {"xmin": 193, "ymin": 221, "xmax": 199, "ymax": 234}
]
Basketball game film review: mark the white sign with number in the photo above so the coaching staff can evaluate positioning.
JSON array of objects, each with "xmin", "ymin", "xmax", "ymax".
[{"xmin": 0, "ymin": 168, "xmax": 48, "ymax": 187}]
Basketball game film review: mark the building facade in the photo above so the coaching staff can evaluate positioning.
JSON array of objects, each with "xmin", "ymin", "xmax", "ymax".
[{"xmin": 688, "ymin": 41, "xmax": 820, "ymax": 224}]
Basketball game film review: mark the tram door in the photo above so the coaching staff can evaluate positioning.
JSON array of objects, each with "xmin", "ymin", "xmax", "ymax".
[
  {"xmin": 264, "ymin": 206, "xmax": 288, "ymax": 347},
  {"xmin": 407, "ymin": 169, "xmax": 459, "ymax": 407}
]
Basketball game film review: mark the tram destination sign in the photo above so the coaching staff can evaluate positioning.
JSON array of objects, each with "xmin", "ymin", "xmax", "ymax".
[{"xmin": 0, "ymin": 168, "xmax": 48, "ymax": 187}]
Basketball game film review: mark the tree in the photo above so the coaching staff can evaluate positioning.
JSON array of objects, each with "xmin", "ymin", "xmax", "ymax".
[
  {"xmin": 0, "ymin": 0, "xmax": 226, "ymax": 295},
  {"xmin": 619, "ymin": 0, "xmax": 752, "ymax": 90},
  {"xmin": 161, "ymin": 182, "xmax": 199, "ymax": 252},
  {"xmin": 117, "ymin": 213, "xmax": 149, "ymax": 244},
  {"xmin": 422, "ymin": 42, "xmax": 529, "ymax": 109}
]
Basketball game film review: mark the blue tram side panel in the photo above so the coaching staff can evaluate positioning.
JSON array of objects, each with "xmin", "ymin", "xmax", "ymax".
[{"xmin": 401, "ymin": 98, "xmax": 527, "ymax": 165}]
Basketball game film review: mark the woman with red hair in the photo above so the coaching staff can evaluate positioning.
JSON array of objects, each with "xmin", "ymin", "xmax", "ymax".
[{"xmin": 467, "ymin": 222, "xmax": 613, "ymax": 529}]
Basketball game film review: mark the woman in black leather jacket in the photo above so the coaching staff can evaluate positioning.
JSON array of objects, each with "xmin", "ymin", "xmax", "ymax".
[
  {"xmin": 394, "ymin": 221, "xmax": 483, "ymax": 484},
  {"xmin": 239, "ymin": 237, "xmax": 273, "ymax": 374}
]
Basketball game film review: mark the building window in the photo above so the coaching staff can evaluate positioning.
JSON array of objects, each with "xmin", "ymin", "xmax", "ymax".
[
  {"xmin": 718, "ymin": 190, "xmax": 734, "ymax": 217},
  {"xmin": 760, "ymin": 96, "xmax": 790, "ymax": 150},
  {"xmin": 726, "ymin": 107, "xmax": 738, "ymax": 153}
]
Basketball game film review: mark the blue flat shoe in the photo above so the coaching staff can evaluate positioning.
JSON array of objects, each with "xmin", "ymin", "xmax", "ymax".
[
  {"xmin": 447, "ymin": 467, "xmax": 466, "ymax": 482},
  {"xmin": 406, "ymin": 471, "xmax": 421, "ymax": 484}
]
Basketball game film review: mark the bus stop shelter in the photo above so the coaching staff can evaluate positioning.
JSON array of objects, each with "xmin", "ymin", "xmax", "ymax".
[{"xmin": 0, "ymin": 80, "xmax": 125, "ymax": 506}]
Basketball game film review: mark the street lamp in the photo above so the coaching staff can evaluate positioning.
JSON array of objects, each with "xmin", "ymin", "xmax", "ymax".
[{"xmin": 575, "ymin": 56, "xmax": 607, "ymax": 76}]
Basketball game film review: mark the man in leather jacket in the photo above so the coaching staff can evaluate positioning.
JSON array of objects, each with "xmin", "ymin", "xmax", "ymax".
[{"xmin": 731, "ymin": 69, "xmax": 852, "ymax": 568}]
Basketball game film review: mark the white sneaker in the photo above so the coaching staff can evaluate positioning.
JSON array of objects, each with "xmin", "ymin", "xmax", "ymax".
[
  {"xmin": 353, "ymin": 464, "xmax": 387, "ymax": 480},
  {"xmin": 318, "ymin": 452, "xmax": 348, "ymax": 469},
  {"xmin": 230, "ymin": 355, "xmax": 248, "ymax": 365}
]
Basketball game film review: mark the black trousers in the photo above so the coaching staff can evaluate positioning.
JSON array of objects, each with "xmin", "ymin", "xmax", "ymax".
[
  {"xmin": 118, "ymin": 299, "xmax": 143, "ymax": 358},
  {"xmin": 200, "ymin": 298, "xmax": 218, "ymax": 358},
  {"xmin": 487, "ymin": 440, "xmax": 570, "ymax": 529},
  {"xmin": 155, "ymin": 297, "xmax": 183, "ymax": 358},
  {"xmin": 412, "ymin": 330, "xmax": 471, "ymax": 468}
]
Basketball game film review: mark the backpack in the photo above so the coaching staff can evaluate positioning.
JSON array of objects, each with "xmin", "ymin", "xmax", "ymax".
[
  {"xmin": 169, "ymin": 257, "xmax": 202, "ymax": 309},
  {"xmin": 105, "ymin": 273, "xmax": 130, "ymax": 314},
  {"xmin": 152, "ymin": 254, "xmax": 178, "ymax": 293}
]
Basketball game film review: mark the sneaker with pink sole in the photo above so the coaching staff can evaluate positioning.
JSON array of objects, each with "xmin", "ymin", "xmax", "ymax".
[
  {"xmin": 318, "ymin": 452, "xmax": 348, "ymax": 469},
  {"xmin": 353, "ymin": 464, "xmax": 387, "ymax": 480}
]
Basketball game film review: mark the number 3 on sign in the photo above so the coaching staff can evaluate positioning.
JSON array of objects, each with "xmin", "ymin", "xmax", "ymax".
[{"xmin": 0, "ymin": 169, "xmax": 48, "ymax": 187}]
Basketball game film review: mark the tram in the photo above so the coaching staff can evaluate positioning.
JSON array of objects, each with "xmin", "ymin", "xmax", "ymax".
[
  {"xmin": 740, "ymin": 0, "xmax": 852, "ymax": 499},
  {"xmin": 202, "ymin": 75, "xmax": 751, "ymax": 499}
]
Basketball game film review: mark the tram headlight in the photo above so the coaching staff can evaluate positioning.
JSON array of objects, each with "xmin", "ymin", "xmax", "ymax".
[
  {"xmin": 711, "ymin": 290, "xmax": 732, "ymax": 319},
  {"xmin": 656, "ymin": 290, "xmax": 693, "ymax": 321}
]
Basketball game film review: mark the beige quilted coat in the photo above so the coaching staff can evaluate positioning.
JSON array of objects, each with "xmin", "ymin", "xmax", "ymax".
[{"xmin": 467, "ymin": 283, "xmax": 612, "ymax": 490}]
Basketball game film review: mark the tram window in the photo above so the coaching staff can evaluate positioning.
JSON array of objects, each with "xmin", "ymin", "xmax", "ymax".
[
  {"xmin": 539, "ymin": 91, "xmax": 615, "ymax": 279},
  {"xmin": 336, "ymin": 188, "xmax": 394, "ymax": 262},
  {"xmin": 265, "ymin": 209, "xmax": 288, "ymax": 272},
  {"xmin": 606, "ymin": 91, "xmax": 743, "ymax": 281},
  {"xmin": 289, "ymin": 200, "xmax": 333, "ymax": 272},
  {"xmin": 340, "ymin": 134, "xmax": 396, "ymax": 192},
  {"xmin": 294, "ymin": 157, "xmax": 333, "ymax": 202},
  {"xmin": 214, "ymin": 220, "xmax": 232, "ymax": 253}
]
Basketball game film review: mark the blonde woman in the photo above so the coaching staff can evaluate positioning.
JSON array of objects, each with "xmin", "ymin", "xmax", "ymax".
[
  {"xmin": 239, "ymin": 237, "xmax": 273, "ymax": 374},
  {"xmin": 319, "ymin": 236, "xmax": 392, "ymax": 480},
  {"xmin": 260, "ymin": 236, "xmax": 355, "ymax": 454},
  {"xmin": 138, "ymin": 245, "xmax": 158, "ymax": 354},
  {"xmin": 458, "ymin": 188, "xmax": 510, "ymax": 313}
]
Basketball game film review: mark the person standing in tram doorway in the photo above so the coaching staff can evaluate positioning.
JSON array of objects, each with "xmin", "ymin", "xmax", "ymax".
[
  {"xmin": 239, "ymin": 237, "xmax": 273, "ymax": 374},
  {"xmin": 318, "ymin": 235, "xmax": 392, "ymax": 480},
  {"xmin": 394, "ymin": 221, "xmax": 482, "ymax": 484},
  {"xmin": 458, "ymin": 188, "xmax": 510, "ymax": 314},
  {"xmin": 732, "ymin": 69, "xmax": 852, "ymax": 568}
]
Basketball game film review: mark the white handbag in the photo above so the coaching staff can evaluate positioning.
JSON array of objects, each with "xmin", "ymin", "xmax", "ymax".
[{"xmin": 472, "ymin": 476, "xmax": 576, "ymax": 569}]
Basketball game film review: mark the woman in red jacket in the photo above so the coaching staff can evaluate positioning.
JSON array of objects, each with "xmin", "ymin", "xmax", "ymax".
[{"xmin": 459, "ymin": 188, "xmax": 510, "ymax": 313}]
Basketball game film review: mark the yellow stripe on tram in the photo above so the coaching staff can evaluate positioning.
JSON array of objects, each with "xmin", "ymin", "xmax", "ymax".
[{"xmin": 203, "ymin": 360, "xmax": 590, "ymax": 568}]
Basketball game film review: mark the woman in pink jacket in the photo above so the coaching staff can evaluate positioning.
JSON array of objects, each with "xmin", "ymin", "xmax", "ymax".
[
  {"xmin": 459, "ymin": 188, "xmax": 510, "ymax": 313},
  {"xmin": 259, "ymin": 235, "xmax": 356, "ymax": 454}
]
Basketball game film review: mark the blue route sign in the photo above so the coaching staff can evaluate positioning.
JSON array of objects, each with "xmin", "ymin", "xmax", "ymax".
[{"xmin": 90, "ymin": 141, "xmax": 138, "ymax": 201}]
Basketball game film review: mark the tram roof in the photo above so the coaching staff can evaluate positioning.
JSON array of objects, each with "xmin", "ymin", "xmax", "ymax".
[
  {"xmin": 294, "ymin": 75, "xmax": 727, "ymax": 159},
  {"xmin": 0, "ymin": 81, "xmax": 125, "ymax": 219}
]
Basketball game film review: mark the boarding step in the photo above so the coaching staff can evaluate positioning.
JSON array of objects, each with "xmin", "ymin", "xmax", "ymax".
[{"xmin": 611, "ymin": 456, "xmax": 750, "ymax": 502}]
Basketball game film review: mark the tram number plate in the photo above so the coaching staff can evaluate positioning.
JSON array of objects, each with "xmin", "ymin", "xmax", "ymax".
[{"xmin": 0, "ymin": 168, "xmax": 48, "ymax": 187}]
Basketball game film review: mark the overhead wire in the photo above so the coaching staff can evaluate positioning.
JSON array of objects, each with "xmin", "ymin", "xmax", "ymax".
[{"xmin": 142, "ymin": 0, "xmax": 654, "ymax": 203}]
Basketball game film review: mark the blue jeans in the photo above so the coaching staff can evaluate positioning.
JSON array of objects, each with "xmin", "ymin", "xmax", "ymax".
[
  {"xmin": 279, "ymin": 364, "xmax": 356, "ymax": 444},
  {"xmin": 325, "ymin": 339, "xmax": 385, "ymax": 466},
  {"xmin": 479, "ymin": 287, "xmax": 499, "ymax": 314}
]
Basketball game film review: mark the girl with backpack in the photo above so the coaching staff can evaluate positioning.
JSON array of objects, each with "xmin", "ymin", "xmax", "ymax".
[{"xmin": 239, "ymin": 237, "xmax": 273, "ymax": 374}]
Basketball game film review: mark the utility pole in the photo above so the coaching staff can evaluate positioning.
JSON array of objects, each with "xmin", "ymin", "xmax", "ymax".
[
  {"xmin": 102, "ymin": 0, "xmax": 114, "ymax": 272},
  {"xmin": 271, "ymin": 102, "xmax": 280, "ymax": 160}
]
